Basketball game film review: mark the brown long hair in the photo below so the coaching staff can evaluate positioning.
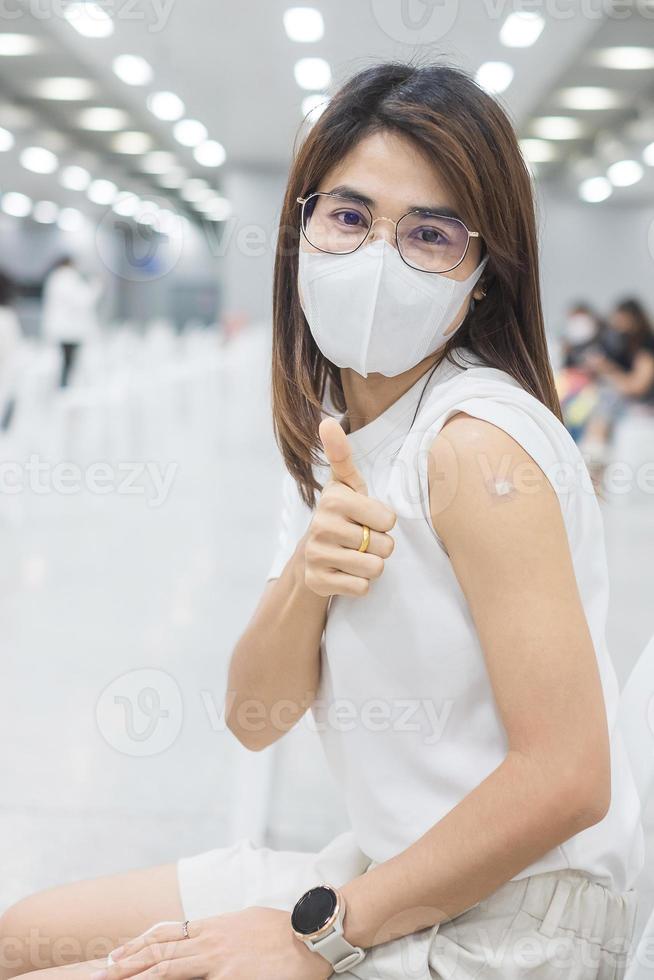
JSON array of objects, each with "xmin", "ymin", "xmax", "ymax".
[{"xmin": 271, "ymin": 60, "xmax": 562, "ymax": 508}]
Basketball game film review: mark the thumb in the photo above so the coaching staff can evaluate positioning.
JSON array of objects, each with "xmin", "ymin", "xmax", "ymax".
[{"xmin": 319, "ymin": 417, "xmax": 368, "ymax": 495}]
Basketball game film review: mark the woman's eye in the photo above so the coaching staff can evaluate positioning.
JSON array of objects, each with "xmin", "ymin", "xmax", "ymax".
[
  {"xmin": 415, "ymin": 226, "xmax": 448, "ymax": 245},
  {"xmin": 332, "ymin": 209, "xmax": 366, "ymax": 228}
]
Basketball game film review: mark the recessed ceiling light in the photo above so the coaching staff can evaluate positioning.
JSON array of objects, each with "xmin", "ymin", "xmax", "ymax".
[
  {"xmin": 558, "ymin": 86, "xmax": 624, "ymax": 111},
  {"xmin": 147, "ymin": 91, "xmax": 185, "ymax": 121},
  {"xmin": 112, "ymin": 54, "xmax": 153, "ymax": 86},
  {"xmin": 592, "ymin": 46, "xmax": 654, "ymax": 70},
  {"xmin": 1, "ymin": 192, "xmax": 32, "ymax": 217},
  {"xmin": 31, "ymin": 77, "xmax": 96, "ymax": 100},
  {"xmin": 531, "ymin": 116, "xmax": 586, "ymax": 140},
  {"xmin": 60, "ymin": 165, "xmax": 91, "ymax": 191},
  {"xmin": 0, "ymin": 126, "xmax": 13, "ymax": 151},
  {"xmin": 135, "ymin": 202, "xmax": 159, "ymax": 225},
  {"xmin": 112, "ymin": 192, "xmax": 140, "ymax": 216},
  {"xmin": 173, "ymin": 119, "xmax": 208, "ymax": 147},
  {"xmin": 87, "ymin": 178, "xmax": 118, "ymax": 205},
  {"xmin": 500, "ymin": 12, "xmax": 544, "ymax": 47},
  {"xmin": 64, "ymin": 2, "xmax": 114, "ymax": 37},
  {"xmin": 111, "ymin": 131, "xmax": 152, "ymax": 154},
  {"xmin": 77, "ymin": 107, "xmax": 129, "ymax": 131},
  {"xmin": 283, "ymin": 7, "xmax": 324, "ymax": 42},
  {"xmin": 140, "ymin": 151, "xmax": 178, "ymax": 173},
  {"xmin": 181, "ymin": 178, "xmax": 210, "ymax": 202},
  {"xmin": 156, "ymin": 167, "xmax": 187, "ymax": 189},
  {"xmin": 0, "ymin": 34, "xmax": 40, "ymax": 56},
  {"xmin": 193, "ymin": 140, "xmax": 226, "ymax": 167},
  {"xmin": 294, "ymin": 57, "xmax": 331, "ymax": 90},
  {"xmin": 57, "ymin": 207, "xmax": 83, "ymax": 231},
  {"xmin": 197, "ymin": 196, "xmax": 233, "ymax": 220},
  {"xmin": 579, "ymin": 177, "xmax": 612, "ymax": 203},
  {"xmin": 33, "ymin": 200, "xmax": 59, "ymax": 224},
  {"xmin": 607, "ymin": 159, "xmax": 644, "ymax": 187},
  {"xmin": 157, "ymin": 208, "xmax": 183, "ymax": 236},
  {"xmin": 643, "ymin": 142, "xmax": 654, "ymax": 166},
  {"xmin": 519, "ymin": 138, "xmax": 558, "ymax": 163},
  {"xmin": 20, "ymin": 146, "xmax": 58, "ymax": 174},
  {"xmin": 475, "ymin": 61, "xmax": 514, "ymax": 94}
]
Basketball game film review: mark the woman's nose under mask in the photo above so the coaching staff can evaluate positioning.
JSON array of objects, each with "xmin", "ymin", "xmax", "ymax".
[{"xmin": 297, "ymin": 237, "xmax": 488, "ymax": 378}]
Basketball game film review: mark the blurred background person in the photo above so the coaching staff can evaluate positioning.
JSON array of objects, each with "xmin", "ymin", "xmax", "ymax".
[
  {"xmin": 0, "ymin": 268, "xmax": 22, "ymax": 430},
  {"xmin": 41, "ymin": 256, "xmax": 102, "ymax": 388},
  {"xmin": 556, "ymin": 301, "xmax": 603, "ymax": 443},
  {"xmin": 581, "ymin": 299, "xmax": 654, "ymax": 470}
]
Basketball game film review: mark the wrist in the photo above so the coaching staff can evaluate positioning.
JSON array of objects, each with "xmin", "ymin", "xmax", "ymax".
[
  {"xmin": 290, "ymin": 883, "xmax": 367, "ymax": 974},
  {"xmin": 339, "ymin": 877, "xmax": 372, "ymax": 949}
]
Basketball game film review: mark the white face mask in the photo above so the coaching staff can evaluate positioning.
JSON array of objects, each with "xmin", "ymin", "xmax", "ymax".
[
  {"xmin": 565, "ymin": 313, "xmax": 596, "ymax": 345},
  {"xmin": 298, "ymin": 238, "xmax": 488, "ymax": 378}
]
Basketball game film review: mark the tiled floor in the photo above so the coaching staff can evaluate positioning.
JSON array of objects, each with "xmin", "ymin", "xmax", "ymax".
[{"xmin": 1, "ymin": 325, "xmax": 652, "ymax": 947}]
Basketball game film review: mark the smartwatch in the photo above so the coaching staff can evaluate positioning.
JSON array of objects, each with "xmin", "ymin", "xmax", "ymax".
[{"xmin": 290, "ymin": 883, "xmax": 367, "ymax": 973}]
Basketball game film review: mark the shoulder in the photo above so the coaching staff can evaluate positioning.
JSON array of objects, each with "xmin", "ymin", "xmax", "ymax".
[
  {"xmin": 424, "ymin": 372, "xmax": 585, "ymax": 524},
  {"xmin": 426, "ymin": 408, "xmax": 570, "ymax": 561},
  {"xmin": 428, "ymin": 410, "xmax": 553, "ymax": 509}
]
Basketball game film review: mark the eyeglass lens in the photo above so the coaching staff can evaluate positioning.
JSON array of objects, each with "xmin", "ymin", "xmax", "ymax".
[{"xmin": 301, "ymin": 193, "xmax": 471, "ymax": 273}]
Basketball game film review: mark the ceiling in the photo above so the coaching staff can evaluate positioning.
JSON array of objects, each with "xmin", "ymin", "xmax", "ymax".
[{"xmin": 0, "ymin": 0, "xmax": 652, "ymax": 232}]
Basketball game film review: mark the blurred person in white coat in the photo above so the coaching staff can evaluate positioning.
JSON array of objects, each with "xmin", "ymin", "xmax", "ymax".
[
  {"xmin": 0, "ymin": 268, "xmax": 22, "ymax": 429},
  {"xmin": 41, "ymin": 256, "xmax": 102, "ymax": 387}
]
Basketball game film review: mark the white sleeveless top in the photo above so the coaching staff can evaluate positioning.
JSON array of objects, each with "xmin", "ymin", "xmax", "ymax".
[{"xmin": 266, "ymin": 349, "xmax": 645, "ymax": 891}]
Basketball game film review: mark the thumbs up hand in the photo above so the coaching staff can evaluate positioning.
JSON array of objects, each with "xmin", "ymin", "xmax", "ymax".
[{"xmin": 303, "ymin": 417, "xmax": 397, "ymax": 598}]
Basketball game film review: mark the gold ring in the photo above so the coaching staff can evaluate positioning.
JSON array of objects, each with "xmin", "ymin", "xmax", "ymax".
[{"xmin": 358, "ymin": 524, "xmax": 370, "ymax": 553}]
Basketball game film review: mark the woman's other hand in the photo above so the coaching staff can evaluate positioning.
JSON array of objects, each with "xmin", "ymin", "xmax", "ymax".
[{"xmin": 303, "ymin": 417, "xmax": 396, "ymax": 597}]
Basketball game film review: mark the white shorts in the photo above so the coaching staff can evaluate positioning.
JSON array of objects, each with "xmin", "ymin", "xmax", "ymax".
[{"xmin": 177, "ymin": 829, "xmax": 638, "ymax": 979}]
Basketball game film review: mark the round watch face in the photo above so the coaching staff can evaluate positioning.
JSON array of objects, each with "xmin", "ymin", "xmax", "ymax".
[{"xmin": 291, "ymin": 885, "xmax": 338, "ymax": 936}]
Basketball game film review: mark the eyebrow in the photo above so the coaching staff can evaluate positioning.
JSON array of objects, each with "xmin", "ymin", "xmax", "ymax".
[{"xmin": 324, "ymin": 184, "xmax": 463, "ymax": 221}]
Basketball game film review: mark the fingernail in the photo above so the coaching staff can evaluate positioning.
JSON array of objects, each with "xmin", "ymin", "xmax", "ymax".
[
  {"xmin": 110, "ymin": 947, "xmax": 125, "ymax": 960},
  {"xmin": 91, "ymin": 970, "xmax": 108, "ymax": 980}
]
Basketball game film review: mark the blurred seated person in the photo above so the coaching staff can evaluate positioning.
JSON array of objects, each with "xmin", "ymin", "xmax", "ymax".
[
  {"xmin": 41, "ymin": 256, "xmax": 102, "ymax": 387},
  {"xmin": 580, "ymin": 298, "xmax": 654, "ymax": 468},
  {"xmin": 555, "ymin": 302, "xmax": 603, "ymax": 443}
]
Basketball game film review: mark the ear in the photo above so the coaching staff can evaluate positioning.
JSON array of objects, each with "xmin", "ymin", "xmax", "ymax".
[{"xmin": 472, "ymin": 279, "xmax": 487, "ymax": 302}]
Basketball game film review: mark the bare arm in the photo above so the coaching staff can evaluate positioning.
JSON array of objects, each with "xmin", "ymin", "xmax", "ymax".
[
  {"xmin": 225, "ymin": 533, "xmax": 330, "ymax": 750},
  {"xmin": 340, "ymin": 412, "xmax": 611, "ymax": 949},
  {"xmin": 226, "ymin": 419, "xmax": 396, "ymax": 751},
  {"xmin": 604, "ymin": 349, "xmax": 654, "ymax": 397}
]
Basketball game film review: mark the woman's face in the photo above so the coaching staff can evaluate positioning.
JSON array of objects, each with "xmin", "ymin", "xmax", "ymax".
[
  {"xmin": 609, "ymin": 310, "xmax": 635, "ymax": 335},
  {"xmin": 301, "ymin": 129, "xmax": 484, "ymax": 337}
]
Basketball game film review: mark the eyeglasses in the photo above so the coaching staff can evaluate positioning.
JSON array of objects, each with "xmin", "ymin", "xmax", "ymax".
[{"xmin": 297, "ymin": 191, "xmax": 480, "ymax": 275}]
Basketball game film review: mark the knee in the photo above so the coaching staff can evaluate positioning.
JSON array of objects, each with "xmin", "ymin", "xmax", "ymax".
[{"xmin": 0, "ymin": 891, "xmax": 86, "ymax": 979}]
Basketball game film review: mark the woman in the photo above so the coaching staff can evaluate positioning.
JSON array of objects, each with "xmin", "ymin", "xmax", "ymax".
[
  {"xmin": 556, "ymin": 301, "xmax": 603, "ymax": 443},
  {"xmin": 0, "ymin": 62, "xmax": 644, "ymax": 980},
  {"xmin": 41, "ymin": 256, "xmax": 102, "ymax": 387},
  {"xmin": 581, "ymin": 298, "xmax": 654, "ymax": 469}
]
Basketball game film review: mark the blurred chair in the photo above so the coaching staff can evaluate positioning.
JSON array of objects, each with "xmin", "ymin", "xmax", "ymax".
[{"xmin": 622, "ymin": 631, "xmax": 654, "ymax": 979}]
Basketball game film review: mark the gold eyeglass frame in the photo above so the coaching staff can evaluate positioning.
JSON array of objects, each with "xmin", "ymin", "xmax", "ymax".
[{"xmin": 296, "ymin": 191, "xmax": 481, "ymax": 274}]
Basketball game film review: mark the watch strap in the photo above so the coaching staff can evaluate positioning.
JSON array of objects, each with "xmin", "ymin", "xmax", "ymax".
[{"xmin": 310, "ymin": 928, "xmax": 366, "ymax": 973}]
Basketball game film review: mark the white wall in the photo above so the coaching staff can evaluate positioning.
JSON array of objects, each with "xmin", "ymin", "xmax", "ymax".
[
  {"xmin": 537, "ymin": 183, "xmax": 654, "ymax": 337},
  {"xmin": 219, "ymin": 167, "xmax": 288, "ymax": 323}
]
